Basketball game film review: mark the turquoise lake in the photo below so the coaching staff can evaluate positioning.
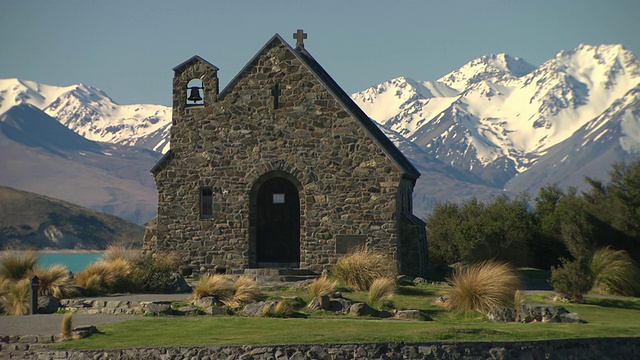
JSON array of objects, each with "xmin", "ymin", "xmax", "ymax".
[{"xmin": 38, "ymin": 253, "xmax": 104, "ymax": 273}]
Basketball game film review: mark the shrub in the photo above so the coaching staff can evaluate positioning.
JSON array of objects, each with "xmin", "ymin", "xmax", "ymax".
[
  {"xmin": 1, "ymin": 278, "xmax": 30, "ymax": 315},
  {"xmin": 229, "ymin": 276, "xmax": 261, "ymax": 308},
  {"xmin": 264, "ymin": 299, "xmax": 293, "ymax": 318},
  {"xmin": 589, "ymin": 247, "xmax": 640, "ymax": 296},
  {"xmin": 61, "ymin": 313, "xmax": 73, "ymax": 339},
  {"xmin": 444, "ymin": 260, "xmax": 521, "ymax": 313},
  {"xmin": 0, "ymin": 251, "xmax": 38, "ymax": 281},
  {"xmin": 104, "ymin": 244, "xmax": 141, "ymax": 262},
  {"xmin": 368, "ymin": 277, "xmax": 396, "ymax": 309},
  {"xmin": 190, "ymin": 274, "xmax": 234, "ymax": 303},
  {"xmin": 550, "ymin": 258, "xmax": 592, "ymax": 303},
  {"xmin": 309, "ymin": 276, "xmax": 337, "ymax": 297},
  {"xmin": 31, "ymin": 265, "xmax": 75, "ymax": 298},
  {"xmin": 75, "ymin": 258, "xmax": 132, "ymax": 295},
  {"xmin": 130, "ymin": 252, "xmax": 181, "ymax": 292},
  {"xmin": 332, "ymin": 247, "xmax": 397, "ymax": 291}
]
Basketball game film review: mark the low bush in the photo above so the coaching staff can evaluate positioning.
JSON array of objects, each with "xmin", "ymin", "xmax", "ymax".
[
  {"xmin": 368, "ymin": 277, "xmax": 396, "ymax": 309},
  {"xmin": 75, "ymin": 258, "xmax": 132, "ymax": 295},
  {"xmin": 130, "ymin": 252, "xmax": 181, "ymax": 293},
  {"xmin": 229, "ymin": 276, "xmax": 261, "ymax": 308},
  {"xmin": 1, "ymin": 278, "xmax": 30, "ymax": 315},
  {"xmin": 61, "ymin": 313, "xmax": 73, "ymax": 339},
  {"xmin": 444, "ymin": 260, "xmax": 521, "ymax": 313},
  {"xmin": 191, "ymin": 274, "xmax": 234, "ymax": 303},
  {"xmin": 104, "ymin": 244, "xmax": 141, "ymax": 262},
  {"xmin": 550, "ymin": 258, "xmax": 592, "ymax": 302},
  {"xmin": 589, "ymin": 247, "xmax": 640, "ymax": 296},
  {"xmin": 0, "ymin": 251, "xmax": 38, "ymax": 281},
  {"xmin": 264, "ymin": 299, "xmax": 293, "ymax": 318},
  {"xmin": 31, "ymin": 265, "xmax": 75, "ymax": 298},
  {"xmin": 332, "ymin": 247, "xmax": 397, "ymax": 291},
  {"xmin": 309, "ymin": 276, "xmax": 337, "ymax": 297}
]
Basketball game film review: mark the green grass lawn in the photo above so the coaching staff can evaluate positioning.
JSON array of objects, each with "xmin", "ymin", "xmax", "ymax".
[{"xmin": 56, "ymin": 284, "xmax": 640, "ymax": 350}]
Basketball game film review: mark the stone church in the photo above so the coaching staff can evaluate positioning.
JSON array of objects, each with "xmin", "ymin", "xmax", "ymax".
[{"xmin": 145, "ymin": 31, "xmax": 427, "ymax": 276}]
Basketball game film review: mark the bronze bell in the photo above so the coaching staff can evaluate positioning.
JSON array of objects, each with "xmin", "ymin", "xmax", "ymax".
[{"xmin": 187, "ymin": 87, "xmax": 203, "ymax": 102}]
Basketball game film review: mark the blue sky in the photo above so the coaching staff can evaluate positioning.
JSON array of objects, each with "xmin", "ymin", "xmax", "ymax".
[{"xmin": 1, "ymin": 1, "xmax": 639, "ymax": 106}]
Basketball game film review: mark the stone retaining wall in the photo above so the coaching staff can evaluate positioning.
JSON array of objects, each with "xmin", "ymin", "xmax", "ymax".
[{"xmin": 3, "ymin": 338, "xmax": 639, "ymax": 360}]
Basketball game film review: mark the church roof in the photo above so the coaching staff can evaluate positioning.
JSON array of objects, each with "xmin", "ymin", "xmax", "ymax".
[
  {"xmin": 172, "ymin": 55, "xmax": 219, "ymax": 73},
  {"xmin": 219, "ymin": 34, "xmax": 421, "ymax": 180}
]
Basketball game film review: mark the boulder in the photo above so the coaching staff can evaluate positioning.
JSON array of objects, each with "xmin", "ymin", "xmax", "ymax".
[
  {"xmin": 204, "ymin": 306, "xmax": 232, "ymax": 316},
  {"xmin": 307, "ymin": 295, "xmax": 329, "ymax": 310},
  {"xmin": 395, "ymin": 309, "xmax": 421, "ymax": 320},
  {"xmin": 71, "ymin": 325, "xmax": 99, "ymax": 340},
  {"xmin": 142, "ymin": 301, "xmax": 173, "ymax": 315},
  {"xmin": 37, "ymin": 296, "xmax": 61, "ymax": 314},
  {"xmin": 348, "ymin": 302, "xmax": 377, "ymax": 317},
  {"xmin": 516, "ymin": 304, "xmax": 579, "ymax": 323},
  {"xmin": 164, "ymin": 273, "xmax": 192, "ymax": 293},
  {"xmin": 487, "ymin": 306, "xmax": 517, "ymax": 322},
  {"xmin": 328, "ymin": 297, "xmax": 352, "ymax": 314},
  {"xmin": 243, "ymin": 301, "xmax": 279, "ymax": 317},
  {"xmin": 192, "ymin": 297, "xmax": 223, "ymax": 308},
  {"xmin": 177, "ymin": 306, "xmax": 202, "ymax": 316}
]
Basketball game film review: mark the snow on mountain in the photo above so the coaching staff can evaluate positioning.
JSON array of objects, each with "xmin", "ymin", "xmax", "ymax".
[
  {"xmin": 0, "ymin": 78, "xmax": 171, "ymax": 153},
  {"xmin": 353, "ymin": 44, "xmax": 640, "ymax": 188}
]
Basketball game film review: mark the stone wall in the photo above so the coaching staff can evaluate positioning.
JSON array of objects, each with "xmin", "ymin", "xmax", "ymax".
[
  {"xmin": 150, "ymin": 38, "xmax": 416, "ymax": 275},
  {"xmin": 4, "ymin": 338, "xmax": 640, "ymax": 360}
]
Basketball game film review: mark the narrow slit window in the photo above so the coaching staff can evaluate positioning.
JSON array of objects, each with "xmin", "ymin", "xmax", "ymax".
[{"xmin": 200, "ymin": 188, "xmax": 213, "ymax": 218}]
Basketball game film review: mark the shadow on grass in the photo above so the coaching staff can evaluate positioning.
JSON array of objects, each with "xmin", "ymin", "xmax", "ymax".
[
  {"xmin": 586, "ymin": 297, "xmax": 640, "ymax": 311},
  {"xmin": 397, "ymin": 286, "xmax": 435, "ymax": 297}
]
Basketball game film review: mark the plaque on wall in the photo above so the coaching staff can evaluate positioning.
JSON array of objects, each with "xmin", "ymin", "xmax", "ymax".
[{"xmin": 335, "ymin": 235, "xmax": 367, "ymax": 254}]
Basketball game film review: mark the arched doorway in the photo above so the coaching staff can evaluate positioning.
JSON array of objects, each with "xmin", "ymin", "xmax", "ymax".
[{"xmin": 254, "ymin": 176, "xmax": 301, "ymax": 267}]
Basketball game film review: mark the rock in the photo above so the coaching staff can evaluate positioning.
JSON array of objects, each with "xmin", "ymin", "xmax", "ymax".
[
  {"xmin": 204, "ymin": 306, "xmax": 232, "ymax": 316},
  {"xmin": 192, "ymin": 297, "xmax": 223, "ymax": 308},
  {"xmin": 348, "ymin": 302, "xmax": 377, "ymax": 317},
  {"xmin": 517, "ymin": 304, "xmax": 574, "ymax": 323},
  {"xmin": 71, "ymin": 325, "xmax": 99, "ymax": 340},
  {"xmin": 165, "ymin": 273, "xmax": 192, "ymax": 293},
  {"xmin": 487, "ymin": 306, "xmax": 516, "ymax": 322},
  {"xmin": 308, "ymin": 295, "xmax": 329, "ymax": 310},
  {"xmin": 37, "ymin": 296, "xmax": 61, "ymax": 314},
  {"xmin": 142, "ymin": 301, "xmax": 173, "ymax": 315},
  {"xmin": 328, "ymin": 297, "xmax": 352, "ymax": 314},
  {"xmin": 243, "ymin": 301, "xmax": 278, "ymax": 317},
  {"xmin": 559, "ymin": 312, "xmax": 581, "ymax": 323},
  {"xmin": 177, "ymin": 306, "xmax": 202, "ymax": 316},
  {"xmin": 378, "ymin": 309, "xmax": 395, "ymax": 318},
  {"xmin": 395, "ymin": 309, "xmax": 421, "ymax": 320}
]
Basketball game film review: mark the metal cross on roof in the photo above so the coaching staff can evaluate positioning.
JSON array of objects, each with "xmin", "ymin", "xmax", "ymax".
[{"xmin": 293, "ymin": 29, "xmax": 307, "ymax": 47}]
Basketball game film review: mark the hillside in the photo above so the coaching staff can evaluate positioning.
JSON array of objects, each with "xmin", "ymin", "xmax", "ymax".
[{"xmin": 0, "ymin": 185, "xmax": 144, "ymax": 250}]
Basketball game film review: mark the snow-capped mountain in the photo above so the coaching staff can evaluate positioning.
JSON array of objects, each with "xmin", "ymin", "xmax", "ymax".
[
  {"xmin": 353, "ymin": 44, "xmax": 640, "ymax": 189},
  {"xmin": 0, "ymin": 78, "xmax": 171, "ymax": 153}
]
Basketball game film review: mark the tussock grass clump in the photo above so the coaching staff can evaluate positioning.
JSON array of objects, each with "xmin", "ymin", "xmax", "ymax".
[
  {"xmin": 75, "ymin": 258, "xmax": 132, "ymax": 295},
  {"xmin": 309, "ymin": 276, "xmax": 337, "ymax": 297},
  {"xmin": 1, "ymin": 278, "xmax": 30, "ymax": 315},
  {"xmin": 31, "ymin": 265, "xmax": 75, "ymax": 298},
  {"xmin": 228, "ymin": 276, "xmax": 262, "ymax": 308},
  {"xmin": 590, "ymin": 247, "xmax": 640, "ymax": 296},
  {"xmin": 368, "ymin": 277, "xmax": 396, "ymax": 309},
  {"xmin": 61, "ymin": 313, "xmax": 73, "ymax": 339},
  {"xmin": 444, "ymin": 260, "xmax": 521, "ymax": 313},
  {"xmin": 332, "ymin": 247, "xmax": 397, "ymax": 291},
  {"xmin": 264, "ymin": 299, "xmax": 294, "ymax": 317},
  {"xmin": 104, "ymin": 244, "xmax": 141, "ymax": 262},
  {"xmin": 190, "ymin": 274, "xmax": 234, "ymax": 303},
  {"xmin": 0, "ymin": 251, "xmax": 38, "ymax": 281}
]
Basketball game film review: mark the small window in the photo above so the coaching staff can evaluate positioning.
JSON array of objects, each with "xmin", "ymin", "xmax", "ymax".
[{"xmin": 200, "ymin": 188, "xmax": 213, "ymax": 218}]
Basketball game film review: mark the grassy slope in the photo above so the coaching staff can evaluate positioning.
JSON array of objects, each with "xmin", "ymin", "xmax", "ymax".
[
  {"xmin": 0, "ymin": 185, "xmax": 144, "ymax": 249},
  {"xmin": 56, "ymin": 285, "xmax": 640, "ymax": 349}
]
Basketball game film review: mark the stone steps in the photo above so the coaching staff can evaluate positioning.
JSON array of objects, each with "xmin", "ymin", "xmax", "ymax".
[{"xmin": 242, "ymin": 268, "xmax": 319, "ymax": 283}]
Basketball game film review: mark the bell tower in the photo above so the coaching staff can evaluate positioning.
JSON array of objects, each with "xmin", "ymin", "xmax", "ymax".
[{"xmin": 171, "ymin": 55, "xmax": 219, "ymax": 117}]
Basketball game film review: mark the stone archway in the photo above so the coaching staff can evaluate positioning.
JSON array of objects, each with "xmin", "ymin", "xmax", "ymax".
[{"xmin": 250, "ymin": 171, "xmax": 302, "ymax": 268}]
